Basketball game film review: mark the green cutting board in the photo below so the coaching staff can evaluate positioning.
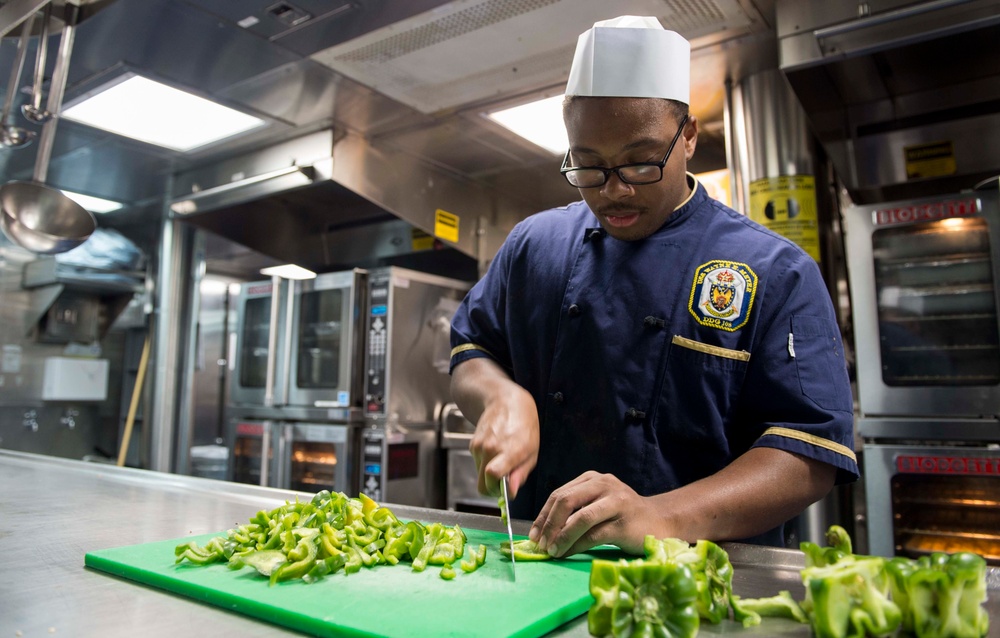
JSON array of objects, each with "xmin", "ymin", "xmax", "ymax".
[{"xmin": 86, "ymin": 528, "xmax": 621, "ymax": 638}]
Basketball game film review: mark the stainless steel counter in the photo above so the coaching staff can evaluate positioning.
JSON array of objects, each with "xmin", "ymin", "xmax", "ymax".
[{"xmin": 3, "ymin": 449, "xmax": 998, "ymax": 637}]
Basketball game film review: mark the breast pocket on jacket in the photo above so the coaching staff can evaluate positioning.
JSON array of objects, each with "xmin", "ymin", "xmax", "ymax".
[{"xmin": 655, "ymin": 335, "xmax": 750, "ymax": 450}]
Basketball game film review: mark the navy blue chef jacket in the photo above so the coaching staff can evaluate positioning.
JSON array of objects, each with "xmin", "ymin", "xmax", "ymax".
[{"xmin": 449, "ymin": 176, "xmax": 859, "ymax": 546}]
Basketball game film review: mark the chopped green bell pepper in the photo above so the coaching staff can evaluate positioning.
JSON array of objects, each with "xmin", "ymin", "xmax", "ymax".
[
  {"xmin": 500, "ymin": 539, "xmax": 552, "ymax": 561},
  {"xmin": 461, "ymin": 544, "xmax": 488, "ymax": 573},
  {"xmin": 229, "ymin": 549, "xmax": 287, "ymax": 577},
  {"xmin": 732, "ymin": 590, "xmax": 809, "ymax": 623},
  {"xmin": 174, "ymin": 539, "xmax": 225, "ymax": 565},
  {"xmin": 270, "ymin": 536, "xmax": 319, "ymax": 586},
  {"xmin": 411, "ymin": 523, "xmax": 442, "ymax": 572},
  {"xmin": 498, "ymin": 493, "xmax": 509, "ymax": 527},
  {"xmin": 588, "ymin": 558, "xmax": 700, "ymax": 638},
  {"xmin": 303, "ymin": 553, "xmax": 347, "ymax": 584}
]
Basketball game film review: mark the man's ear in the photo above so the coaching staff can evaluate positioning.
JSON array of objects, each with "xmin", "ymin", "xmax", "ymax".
[{"xmin": 683, "ymin": 114, "xmax": 699, "ymax": 160}]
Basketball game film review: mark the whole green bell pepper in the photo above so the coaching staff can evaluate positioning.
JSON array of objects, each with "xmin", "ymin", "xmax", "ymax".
[
  {"xmin": 802, "ymin": 556, "xmax": 902, "ymax": 638},
  {"xmin": 588, "ymin": 558, "xmax": 700, "ymax": 638},
  {"xmin": 885, "ymin": 552, "xmax": 989, "ymax": 638},
  {"xmin": 642, "ymin": 535, "xmax": 758, "ymax": 626}
]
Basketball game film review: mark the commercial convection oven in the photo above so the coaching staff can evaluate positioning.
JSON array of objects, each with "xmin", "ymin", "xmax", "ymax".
[
  {"xmin": 227, "ymin": 270, "xmax": 367, "ymax": 495},
  {"xmin": 227, "ymin": 267, "xmax": 469, "ymax": 508},
  {"xmin": 844, "ymin": 183, "xmax": 1000, "ymax": 565}
]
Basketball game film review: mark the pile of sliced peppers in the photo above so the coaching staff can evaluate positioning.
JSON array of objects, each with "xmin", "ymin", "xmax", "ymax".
[{"xmin": 174, "ymin": 491, "xmax": 487, "ymax": 584}]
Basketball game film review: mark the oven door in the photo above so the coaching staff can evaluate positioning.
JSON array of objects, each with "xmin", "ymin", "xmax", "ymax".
[
  {"xmin": 276, "ymin": 423, "xmax": 357, "ymax": 494},
  {"xmin": 863, "ymin": 435, "xmax": 1000, "ymax": 566},
  {"xmin": 230, "ymin": 280, "xmax": 290, "ymax": 407},
  {"xmin": 286, "ymin": 270, "xmax": 366, "ymax": 409},
  {"xmin": 227, "ymin": 419, "xmax": 279, "ymax": 487},
  {"xmin": 845, "ymin": 188, "xmax": 1000, "ymax": 417},
  {"xmin": 360, "ymin": 425, "xmax": 442, "ymax": 509}
]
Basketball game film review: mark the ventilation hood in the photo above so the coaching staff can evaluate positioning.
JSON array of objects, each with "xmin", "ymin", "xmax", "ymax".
[
  {"xmin": 777, "ymin": 0, "xmax": 1000, "ymax": 204},
  {"xmin": 1, "ymin": 0, "xmax": 775, "ymax": 274}
]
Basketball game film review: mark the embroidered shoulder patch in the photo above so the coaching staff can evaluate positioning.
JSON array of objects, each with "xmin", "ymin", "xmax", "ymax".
[{"xmin": 688, "ymin": 260, "xmax": 758, "ymax": 331}]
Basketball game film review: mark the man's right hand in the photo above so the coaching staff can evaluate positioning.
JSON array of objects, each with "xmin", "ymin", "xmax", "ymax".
[{"xmin": 450, "ymin": 357, "xmax": 540, "ymax": 498}]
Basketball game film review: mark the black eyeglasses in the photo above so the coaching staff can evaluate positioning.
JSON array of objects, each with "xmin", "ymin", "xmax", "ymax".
[{"xmin": 560, "ymin": 115, "xmax": 689, "ymax": 188}]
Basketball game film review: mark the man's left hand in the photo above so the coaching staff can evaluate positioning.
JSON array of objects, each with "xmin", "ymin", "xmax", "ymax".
[{"xmin": 527, "ymin": 471, "xmax": 663, "ymax": 557}]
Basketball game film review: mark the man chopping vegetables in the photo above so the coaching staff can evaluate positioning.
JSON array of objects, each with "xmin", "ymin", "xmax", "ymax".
[{"xmin": 449, "ymin": 15, "xmax": 859, "ymax": 557}]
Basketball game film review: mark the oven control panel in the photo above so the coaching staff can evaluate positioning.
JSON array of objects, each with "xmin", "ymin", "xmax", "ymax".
[
  {"xmin": 365, "ymin": 272, "xmax": 390, "ymax": 416},
  {"xmin": 361, "ymin": 428, "xmax": 385, "ymax": 501}
]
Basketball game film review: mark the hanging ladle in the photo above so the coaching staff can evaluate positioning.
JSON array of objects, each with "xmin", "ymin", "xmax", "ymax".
[
  {"xmin": 21, "ymin": 2, "xmax": 52, "ymax": 124},
  {"xmin": 0, "ymin": 12, "xmax": 38, "ymax": 148},
  {"xmin": 1, "ymin": 4, "xmax": 95, "ymax": 255}
]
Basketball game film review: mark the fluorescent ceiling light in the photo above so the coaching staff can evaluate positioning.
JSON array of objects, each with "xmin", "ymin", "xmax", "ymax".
[
  {"xmin": 260, "ymin": 264, "xmax": 317, "ymax": 280},
  {"xmin": 486, "ymin": 94, "xmax": 567, "ymax": 155},
  {"xmin": 61, "ymin": 75, "xmax": 265, "ymax": 152},
  {"xmin": 60, "ymin": 190, "xmax": 123, "ymax": 213}
]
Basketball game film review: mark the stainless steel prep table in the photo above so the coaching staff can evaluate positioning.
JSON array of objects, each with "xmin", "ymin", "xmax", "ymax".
[{"xmin": 3, "ymin": 449, "xmax": 998, "ymax": 637}]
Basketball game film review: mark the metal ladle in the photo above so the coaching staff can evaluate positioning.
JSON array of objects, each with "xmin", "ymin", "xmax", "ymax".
[
  {"xmin": 0, "ymin": 12, "xmax": 38, "ymax": 148},
  {"xmin": 21, "ymin": 2, "xmax": 52, "ymax": 124},
  {"xmin": 0, "ymin": 4, "xmax": 95, "ymax": 255}
]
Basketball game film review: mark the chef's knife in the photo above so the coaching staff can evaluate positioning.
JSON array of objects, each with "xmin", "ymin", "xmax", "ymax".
[{"xmin": 501, "ymin": 475, "xmax": 516, "ymax": 581}]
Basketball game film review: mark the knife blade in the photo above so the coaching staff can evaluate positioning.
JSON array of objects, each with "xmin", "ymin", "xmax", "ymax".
[{"xmin": 501, "ymin": 475, "xmax": 516, "ymax": 581}]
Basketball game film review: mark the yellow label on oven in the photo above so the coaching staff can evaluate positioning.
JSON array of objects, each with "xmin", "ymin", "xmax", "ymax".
[{"xmin": 434, "ymin": 209, "xmax": 459, "ymax": 244}]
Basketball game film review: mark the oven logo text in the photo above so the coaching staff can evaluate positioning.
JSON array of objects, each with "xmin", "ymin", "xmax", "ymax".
[
  {"xmin": 874, "ymin": 198, "xmax": 980, "ymax": 226},
  {"xmin": 895, "ymin": 454, "xmax": 999, "ymax": 476}
]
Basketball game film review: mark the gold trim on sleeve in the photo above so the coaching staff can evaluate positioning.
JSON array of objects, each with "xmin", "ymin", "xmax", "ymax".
[
  {"xmin": 450, "ymin": 343, "xmax": 493, "ymax": 358},
  {"xmin": 760, "ymin": 426, "xmax": 857, "ymax": 463},
  {"xmin": 671, "ymin": 335, "xmax": 751, "ymax": 361}
]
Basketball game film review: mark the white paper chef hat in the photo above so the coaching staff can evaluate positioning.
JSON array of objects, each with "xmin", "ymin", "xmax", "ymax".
[{"xmin": 565, "ymin": 15, "xmax": 690, "ymax": 104}]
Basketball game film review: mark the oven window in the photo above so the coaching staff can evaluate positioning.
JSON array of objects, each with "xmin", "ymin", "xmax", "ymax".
[
  {"xmin": 233, "ymin": 436, "xmax": 264, "ymax": 485},
  {"xmin": 296, "ymin": 289, "xmax": 344, "ymax": 389},
  {"xmin": 289, "ymin": 441, "xmax": 340, "ymax": 492},
  {"xmin": 892, "ymin": 473, "xmax": 1000, "ymax": 565},
  {"xmin": 873, "ymin": 218, "xmax": 1000, "ymax": 386},
  {"xmin": 239, "ymin": 296, "xmax": 272, "ymax": 388}
]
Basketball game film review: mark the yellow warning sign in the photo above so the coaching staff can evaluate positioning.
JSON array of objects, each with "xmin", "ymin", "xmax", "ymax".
[
  {"xmin": 434, "ymin": 209, "xmax": 459, "ymax": 244},
  {"xmin": 905, "ymin": 141, "xmax": 956, "ymax": 179},
  {"xmin": 411, "ymin": 228, "xmax": 435, "ymax": 251},
  {"xmin": 748, "ymin": 175, "xmax": 820, "ymax": 262}
]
